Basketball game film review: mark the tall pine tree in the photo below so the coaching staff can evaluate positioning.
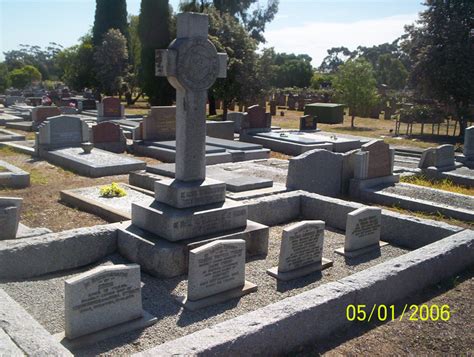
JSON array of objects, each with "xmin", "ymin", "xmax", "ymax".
[
  {"xmin": 138, "ymin": 0, "xmax": 174, "ymax": 105},
  {"xmin": 92, "ymin": 0, "xmax": 129, "ymax": 47}
]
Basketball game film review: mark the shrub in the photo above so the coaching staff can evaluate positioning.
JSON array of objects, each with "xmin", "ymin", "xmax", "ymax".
[{"xmin": 99, "ymin": 182, "xmax": 127, "ymax": 198}]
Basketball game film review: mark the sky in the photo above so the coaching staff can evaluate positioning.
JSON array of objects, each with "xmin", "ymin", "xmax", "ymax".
[{"xmin": 0, "ymin": 0, "xmax": 426, "ymax": 66}]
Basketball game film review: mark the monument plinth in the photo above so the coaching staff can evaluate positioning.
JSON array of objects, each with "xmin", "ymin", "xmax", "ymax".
[{"xmin": 126, "ymin": 12, "xmax": 269, "ymax": 276}]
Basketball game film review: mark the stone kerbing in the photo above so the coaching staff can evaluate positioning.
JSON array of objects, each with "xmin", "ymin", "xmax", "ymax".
[
  {"xmin": 0, "ymin": 288, "xmax": 72, "ymax": 356},
  {"xmin": 0, "ymin": 224, "xmax": 119, "ymax": 280},
  {"xmin": 133, "ymin": 229, "xmax": 474, "ymax": 356}
]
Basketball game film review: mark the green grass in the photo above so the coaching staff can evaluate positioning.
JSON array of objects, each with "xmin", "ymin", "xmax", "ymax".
[
  {"xmin": 400, "ymin": 174, "xmax": 474, "ymax": 196},
  {"xmin": 0, "ymin": 146, "xmax": 19, "ymax": 156},
  {"xmin": 30, "ymin": 169, "xmax": 48, "ymax": 185}
]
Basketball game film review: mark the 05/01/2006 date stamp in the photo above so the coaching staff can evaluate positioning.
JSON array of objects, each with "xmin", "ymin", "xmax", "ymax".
[{"xmin": 346, "ymin": 304, "xmax": 452, "ymax": 322}]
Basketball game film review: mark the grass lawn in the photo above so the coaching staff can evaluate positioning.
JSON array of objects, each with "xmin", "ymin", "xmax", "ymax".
[{"xmin": 400, "ymin": 175, "xmax": 474, "ymax": 196}]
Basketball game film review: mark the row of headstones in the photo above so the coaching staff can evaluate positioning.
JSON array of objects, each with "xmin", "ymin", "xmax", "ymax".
[
  {"xmin": 62, "ymin": 206, "xmax": 383, "ymax": 341},
  {"xmin": 418, "ymin": 127, "xmax": 474, "ymax": 169},
  {"xmin": 36, "ymin": 115, "xmax": 126, "ymax": 153}
]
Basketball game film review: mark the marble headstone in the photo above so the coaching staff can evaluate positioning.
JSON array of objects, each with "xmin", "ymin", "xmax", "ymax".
[
  {"xmin": 32, "ymin": 106, "xmax": 61, "ymax": 125},
  {"xmin": 419, "ymin": 144, "xmax": 455, "ymax": 169},
  {"xmin": 37, "ymin": 115, "xmax": 89, "ymax": 150},
  {"xmin": 267, "ymin": 220, "xmax": 332, "ymax": 280}
]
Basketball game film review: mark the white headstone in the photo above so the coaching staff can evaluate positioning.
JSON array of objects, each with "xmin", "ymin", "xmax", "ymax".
[
  {"xmin": 345, "ymin": 207, "xmax": 382, "ymax": 252},
  {"xmin": 187, "ymin": 239, "xmax": 246, "ymax": 302},
  {"xmin": 64, "ymin": 264, "xmax": 143, "ymax": 339}
]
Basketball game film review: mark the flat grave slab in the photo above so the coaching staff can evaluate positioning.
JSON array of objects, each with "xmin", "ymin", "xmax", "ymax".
[
  {"xmin": 42, "ymin": 148, "xmax": 145, "ymax": 177},
  {"xmin": 61, "ymin": 184, "xmax": 155, "ymax": 222},
  {"xmin": 0, "ymin": 113, "xmax": 23, "ymax": 125},
  {"xmin": 145, "ymin": 164, "xmax": 274, "ymax": 192},
  {"xmin": 0, "ymin": 128, "xmax": 25, "ymax": 142},
  {"xmin": 5, "ymin": 121, "xmax": 34, "ymax": 132},
  {"xmin": 205, "ymin": 136, "xmax": 264, "ymax": 151},
  {"xmin": 361, "ymin": 182, "xmax": 474, "ymax": 221},
  {"xmin": 0, "ymin": 160, "xmax": 30, "ymax": 188},
  {"xmin": 146, "ymin": 140, "xmax": 226, "ymax": 154},
  {"xmin": 0, "ymin": 140, "xmax": 36, "ymax": 154}
]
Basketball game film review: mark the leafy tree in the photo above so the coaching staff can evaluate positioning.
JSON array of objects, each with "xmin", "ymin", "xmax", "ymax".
[
  {"xmin": 0, "ymin": 63, "xmax": 10, "ymax": 92},
  {"xmin": 311, "ymin": 72, "xmax": 333, "ymax": 89},
  {"xmin": 319, "ymin": 46, "xmax": 356, "ymax": 73},
  {"xmin": 206, "ymin": 7, "xmax": 260, "ymax": 117},
  {"xmin": 3, "ymin": 43, "xmax": 63, "ymax": 80},
  {"xmin": 92, "ymin": 0, "xmax": 129, "ymax": 47},
  {"xmin": 333, "ymin": 59, "xmax": 378, "ymax": 128},
  {"xmin": 93, "ymin": 29, "xmax": 129, "ymax": 95},
  {"xmin": 376, "ymin": 54, "xmax": 408, "ymax": 89},
  {"xmin": 180, "ymin": 0, "xmax": 279, "ymax": 43},
  {"xmin": 56, "ymin": 35, "xmax": 96, "ymax": 90},
  {"xmin": 138, "ymin": 0, "xmax": 174, "ymax": 106},
  {"xmin": 9, "ymin": 65, "xmax": 42, "ymax": 89},
  {"xmin": 273, "ymin": 53, "xmax": 313, "ymax": 88},
  {"xmin": 402, "ymin": 0, "xmax": 474, "ymax": 137}
]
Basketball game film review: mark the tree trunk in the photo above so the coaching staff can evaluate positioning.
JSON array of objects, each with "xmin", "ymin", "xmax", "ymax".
[
  {"xmin": 351, "ymin": 115, "xmax": 355, "ymax": 128},
  {"xmin": 222, "ymin": 99, "xmax": 228, "ymax": 120},
  {"xmin": 131, "ymin": 92, "xmax": 143, "ymax": 105},
  {"xmin": 208, "ymin": 93, "xmax": 217, "ymax": 116},
  {"xmin": 421, "ymin": 122, "xmax": 424, "ymax": 135}
]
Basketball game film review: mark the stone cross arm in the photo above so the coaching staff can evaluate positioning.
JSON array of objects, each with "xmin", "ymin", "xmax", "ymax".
[{"xmin": 155, "ymin": 49, "xmax": 227, "ymax": 82}]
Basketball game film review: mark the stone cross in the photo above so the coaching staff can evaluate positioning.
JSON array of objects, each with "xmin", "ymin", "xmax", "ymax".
[{"xmin": 155, "ymin": 13, "xmax": 227, "ymax": 182}]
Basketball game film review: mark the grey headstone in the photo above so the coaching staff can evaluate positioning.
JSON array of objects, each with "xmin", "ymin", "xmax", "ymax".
[
  {"xmin": 278, "ymin": 220, "xmax": 325, "ymax": 273},
  {"xmin": 286, "ymin": 149, "xmax": 343, "ymax": 196},
  {"xmin": 64, "ymin": 264, "xmax": 143, "ymax": 339},
  {"xmin": 464, "ymin": 126, "xmax": 474, "ymax": 159},
  {"xmin": 0, "ymin": 197, "xmax": 22, "ymax": 240},
  {"xmin": 345, "ymin": 207, "xmax": 381, "ymax": 252},
  {"xmin": 187, "ymin": 239, "xmax": 246, "ymax": 301},
  {"xmin": 37, "ymin": 115, "xmax": 89, "ymax": 149}
]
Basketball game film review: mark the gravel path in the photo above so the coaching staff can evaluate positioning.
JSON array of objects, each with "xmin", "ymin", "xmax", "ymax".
[
  {"xmin": 381, "ymin": 183, "xmax": 474, "ymax": 211},
  {"xmin": 1, "ymin": 223, "xmax": 409, "ymax": 356}
]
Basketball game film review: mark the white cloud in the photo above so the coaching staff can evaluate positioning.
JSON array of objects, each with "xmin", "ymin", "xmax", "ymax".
[{"xmin": 263, "ymin": 14, "xmax": 418, "ymax": 67}]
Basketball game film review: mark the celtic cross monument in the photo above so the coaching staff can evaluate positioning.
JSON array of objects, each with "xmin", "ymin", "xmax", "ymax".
[{"xmin": 155, "ymin": 12, "xmax": 227, "ymax": 182}]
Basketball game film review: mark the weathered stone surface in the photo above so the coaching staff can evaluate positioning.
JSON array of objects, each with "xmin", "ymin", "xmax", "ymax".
[
  {"xmin": 0, "ymin": 160, "xmax": 30, "ymax": 189},
  {"xmin": 299, "ymin": 115, "xmax": 317, "ymax": 131},
  {"xmin": 0, "ymin": 224, "xmax": 118, "ymax": 280},
  {"xmin": 0, "ymin": 289, "xmax": 72, "ymax": 356},
  {"xmin": 156, "ymin": 12, "xmax": 227, "ymax": 182},
  {"xmin": 345, "ymin": 207, "xmax": 381, "ymax": 252},
  {"xmin": 206, "ymin": 120, "xmax": 234, "ymax": 140},
  {"xmin": 361, "ymin": 139, "xmax": 392, "ymax": 178},
  {"xmin": 65, "ymin": 264, "xmax": 143, "ymax": 339},
  {"xmin": 419, "ymin": 144, "xmax": 455, "ymax": 169},
  {"xmin": 0, "ymin": 197, "xmax": 22, "ymax": 240},
  {"xmin": 142, "ymin": 106, "xmax": 176, "ymax": 141},
  {"xmin": 154, "ymin": 178, "xmax": 226, "ymax": 208},
  {"xmin": 286, "ymin": 149, "xmax": 344, "ymax": 196},
  {"xmin": 118, "ymin": 220, "xmax": 268, "ymax": 278},
  {"xmin": 188, "ymin": 239, "xmax": 246, "ymax": 301},
  {"xmin": 131, "ymin": 199, "xmax": 248, "ymax": 241},
  {"xmin": 278, "ymin": 220, "xmax": 325, "ymax": 273}
]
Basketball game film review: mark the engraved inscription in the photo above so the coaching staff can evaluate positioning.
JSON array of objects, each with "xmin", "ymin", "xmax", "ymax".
[
  {"xmin": 188, "ymin": 240, "xmax": 245, "ymax": 301},
  {"xmin": 280, "ymin": 225, "xmax": 324, "ymax": 273},
  {"xmin": 73, "ymin": 272, "xmax": 139, "ymax": 314},
  {"xmin": 351, "ymin": 215, "xmax": 380, "ymax": 239}
]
